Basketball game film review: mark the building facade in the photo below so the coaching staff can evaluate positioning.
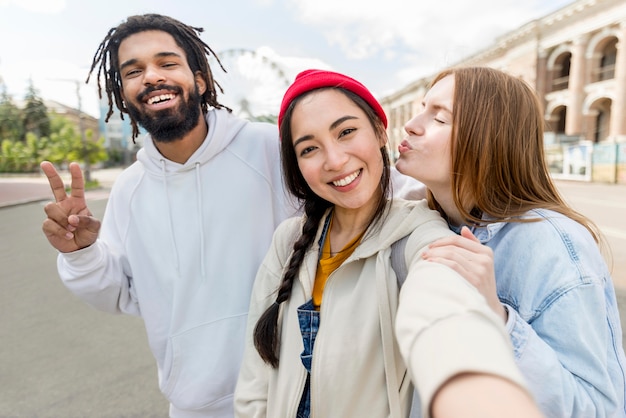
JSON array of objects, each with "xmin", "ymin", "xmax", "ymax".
[
  {"xmin": 98, "ymin": 96, "xmax": 141, "ymax": 166},
  {"xmin": 381, "ymin": 0, "xmax": 626, "ymax": 183}
]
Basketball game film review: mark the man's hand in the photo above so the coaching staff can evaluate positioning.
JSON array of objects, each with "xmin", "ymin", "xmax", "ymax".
[{"xmin": 41, "ymin": 161, "xmax": 101, "ymax": 253}]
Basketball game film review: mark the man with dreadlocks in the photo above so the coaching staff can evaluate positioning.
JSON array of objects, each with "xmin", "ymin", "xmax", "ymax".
[{"xmin": 39, "ymin": 14, "xmax": 296, "ymax": 417}]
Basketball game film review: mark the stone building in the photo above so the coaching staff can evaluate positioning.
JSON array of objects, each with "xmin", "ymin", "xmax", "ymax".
[
  {"xmin": 13, "ymin": 99, "xmax": 100, "ymax": 138},
  {"xmin": 45, "ymin": 100, "xmax": 100, "ymax": 139},
  {"xmin": 381, "ymin": 0, "xmax": 626, "ymax": 183}
]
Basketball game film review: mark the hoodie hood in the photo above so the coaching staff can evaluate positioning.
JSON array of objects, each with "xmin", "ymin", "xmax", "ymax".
[
  {"xmin": 356, "ymin": 198, "xmax": 440, "ymax": 258},
  {"xmin": 136, "ymin": 107, "xmax": 248, "ymax": 173}
]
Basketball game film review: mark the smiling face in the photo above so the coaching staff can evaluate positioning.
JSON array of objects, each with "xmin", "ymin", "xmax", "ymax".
[
  {"xmin": 117, "ymin": 30, "xmax": 207, "ymax": 143},
  {"xmin": 395, "ymin": 74, "xmax": 455, "ymax": 201},
  {"xmin": 290, "ymin": 89, "xmax": 386, "ymax": 218}
]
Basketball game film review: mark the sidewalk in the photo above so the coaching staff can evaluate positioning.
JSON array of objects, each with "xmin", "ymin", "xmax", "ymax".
[{"xmin": 0, "ymin": 167, "xmax": 123, "ymax": 208}]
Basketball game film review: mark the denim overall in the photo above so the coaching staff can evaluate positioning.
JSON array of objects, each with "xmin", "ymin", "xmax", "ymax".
[
  {"xmin": 296, "ymin": 212, "xmax": 332, "ymax": 418},
  {"xmin": 296, "ymin": 298, "xmax": 319, "ymax": 418}
]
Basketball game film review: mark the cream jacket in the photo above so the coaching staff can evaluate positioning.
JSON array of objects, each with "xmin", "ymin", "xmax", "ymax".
[{"xmin": 234, "ymin": 199, "xmax": 526, "ymax": 418}]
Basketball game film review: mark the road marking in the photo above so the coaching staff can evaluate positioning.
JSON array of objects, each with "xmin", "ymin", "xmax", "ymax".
[
  {"xmin": 567, "ymin": 197, "xmax": 626, "ymax": 210},
  {"xmin": 86, "ymin": 190, "xmax": 110, "ymax": 201}
]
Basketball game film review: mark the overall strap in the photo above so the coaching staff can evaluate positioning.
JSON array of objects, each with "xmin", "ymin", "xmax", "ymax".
[{"xmin": 317, "ymin": 209, "xmax": 333, "ymax": 259}]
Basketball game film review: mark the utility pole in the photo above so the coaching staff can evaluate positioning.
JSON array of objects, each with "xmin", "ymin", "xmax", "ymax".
[
  {"xmin": 74, "ymin": 80, "xmax": 91, "ymax": 183},
  {"xmin": 48, "ymin": 78, "xmax": 91, "ymax": 182}
]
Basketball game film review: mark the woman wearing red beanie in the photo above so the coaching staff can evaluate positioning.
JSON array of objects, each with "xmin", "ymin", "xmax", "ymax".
[{"xmin": 234, "ymin": 69, "xmax": 542, "ymax": 418}]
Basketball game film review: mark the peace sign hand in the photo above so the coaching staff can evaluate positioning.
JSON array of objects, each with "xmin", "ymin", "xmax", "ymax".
[{"xmin": 41, "ymin": 161, "xmax": 101, "ymax": 253}]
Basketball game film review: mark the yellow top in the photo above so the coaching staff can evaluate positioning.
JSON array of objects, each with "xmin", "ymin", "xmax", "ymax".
[{"xmin": 312, "ymin": 217, "xmax": 365, "ymax": 309}]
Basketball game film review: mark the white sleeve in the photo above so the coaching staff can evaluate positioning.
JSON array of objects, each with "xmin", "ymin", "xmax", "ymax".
[
  {"xmin": 395, "ymin": 260, "xmax": 529, "ymax": 418},
  {"xmin": 391, "ymin": 166, "xmax": 427, "ymax": 200},
  {"xmin": 57, "ymin": 240, "xmax": 139, "ymax": 316}
]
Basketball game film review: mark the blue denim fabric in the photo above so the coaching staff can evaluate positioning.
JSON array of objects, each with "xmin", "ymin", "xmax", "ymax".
[
  {"xmin": 296, "ymin": 376, "xmax": 311, "ymax": 418},
  {"xmin": 466, "ymin": 208, "xmax": 626, "ymax": 417},
  {"xmin": 296, "ymin": 299, "xmax": 319, "ymax": 418}
]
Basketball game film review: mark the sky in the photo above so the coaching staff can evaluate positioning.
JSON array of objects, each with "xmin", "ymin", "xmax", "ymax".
[{"xmin": 0, "ymin": 0, "xmax": 575, "ymax": 118}]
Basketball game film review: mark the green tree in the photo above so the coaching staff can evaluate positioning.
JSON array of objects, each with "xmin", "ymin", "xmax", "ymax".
[
  {"xmin": 0, "ymin": 83, "xmax": 24, "ymax": 141},
  {"xmin": 43, "ymin": 115, "xmax": 108, "ymax": 169},
  {"xmin": 0, "ymin": 114, "xmax": 108, "ymax": 173},
  {"xmin": 0, "ymin": 137, "xmax": 26, "ymax": 172},
  {"xmin": 22, "ymin": 79, "xmax": 50, "ymax": 140},
  {"xmin": 83, "ymin": 128, "xmax": 108, "ymax": 166},
  {"xmin": 252, "ymin": 114, "xmax": 278, "ymax": 124}
]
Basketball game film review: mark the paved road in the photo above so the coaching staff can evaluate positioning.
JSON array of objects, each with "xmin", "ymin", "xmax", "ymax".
[
  {"xmin": 0, "ymin": 197, "xmax": 167, "ymax": 418},
  {"xmin": 0, "ymin": 168, "xmax": 123, "ymax": 209},
  {"xmin": 1, "ymin": 170, "xmax": 625, "ymax": 417},
  {"xmin": 556, "ymin": 180, "xmax": 626, "ymax": 289}
]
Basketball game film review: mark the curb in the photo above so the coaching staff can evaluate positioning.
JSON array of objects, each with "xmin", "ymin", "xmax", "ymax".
[{"xmin": 0, "ymin": 196, "xmax": 51, "ymax": 209}]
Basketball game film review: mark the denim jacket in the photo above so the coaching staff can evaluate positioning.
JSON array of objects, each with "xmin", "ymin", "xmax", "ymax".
[{"xmin": 467, "ymin": 208, "xmax": 626, "ymax": 417}]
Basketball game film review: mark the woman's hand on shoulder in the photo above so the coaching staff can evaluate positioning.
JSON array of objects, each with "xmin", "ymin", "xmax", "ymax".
[{"xmin": 422, "ymin": 226, "xmax": 507, "ymax": 323}]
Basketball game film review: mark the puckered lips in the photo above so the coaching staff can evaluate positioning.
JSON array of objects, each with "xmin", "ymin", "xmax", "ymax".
[{"xmin": 398, "ymin": 139, "xmax": 413, "ymax": 154}]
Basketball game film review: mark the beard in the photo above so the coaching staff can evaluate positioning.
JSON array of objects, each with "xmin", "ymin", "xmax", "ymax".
[{"xmin": 126, "ymin": 84, "xmax": 203, "ymax": 143}]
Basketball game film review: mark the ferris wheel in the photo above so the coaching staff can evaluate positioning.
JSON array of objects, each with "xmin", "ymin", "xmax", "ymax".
[{"xmin": 209, "ymin": 48, "xmax": 290, "ymax": 121}]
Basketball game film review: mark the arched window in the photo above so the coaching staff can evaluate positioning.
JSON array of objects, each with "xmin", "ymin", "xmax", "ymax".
[
  {"xmin": 596, "ymin": 38, "xmax": 617, "ymax": 82},
  {"xmin": 591, "ymin": 98, "xmax": 612, "ymax": 142},
  {"xmin": 552, "ymin": 53, "xmax": 571, "ymax": 91},
  {"xmin": 556, "ymin": 106, "xmax": 567, "ymax": 134},
  {"xmin": 595, "ymin": 110, "xmax": 608, "ymax": 142}
]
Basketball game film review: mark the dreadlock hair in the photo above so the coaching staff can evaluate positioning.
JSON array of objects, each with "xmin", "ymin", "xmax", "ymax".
[
  {"xmin": 253, "ymin": 87, "xmax": 391, "ymax": 367},
  {"xmin": 86, "ymin": 13, "xmax": 230, "ymax": 142}
]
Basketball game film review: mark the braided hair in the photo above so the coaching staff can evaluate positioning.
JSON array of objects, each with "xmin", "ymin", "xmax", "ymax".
[
  {"xmin": 253, "ymin": 88, "xmax": 391, "ymax": 367},
  {"xmin": 86, "ymin": 13, "xmax": 230, "ymax": 141}
]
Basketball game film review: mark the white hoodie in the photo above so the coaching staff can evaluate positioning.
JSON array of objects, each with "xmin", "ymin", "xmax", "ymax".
[{"xmin": 57, "ymin": 108, "xmax": 296, "ymax": 417}]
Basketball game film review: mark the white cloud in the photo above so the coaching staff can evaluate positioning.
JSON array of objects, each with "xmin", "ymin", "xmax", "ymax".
[
  {"xmin": 252, "ymin": 0, "xmax": 275, "ymax": 6},
  {"xmin": 290, "ymin": 0, "xmax": 556, "ymax": 51},
  {"xmin": 287, "ymin": 0, "xmax": 570, "ymax": 79},
  {"xmin": 7, "ymin": 0, "xmax": 66, "ymax": 13}
]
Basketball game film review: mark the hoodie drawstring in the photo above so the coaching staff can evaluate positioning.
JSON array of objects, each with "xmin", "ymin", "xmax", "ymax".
[
  {"xmin": 159, "ymin": 160, "xmax": 206, "ymax": 280},
  {"xmin": 161, "ymin": 159, "xmax": 181, "ymax": 274},
  {"xmin": 195, "ymin": 162, "xmax": 206, "ymax": 278}
]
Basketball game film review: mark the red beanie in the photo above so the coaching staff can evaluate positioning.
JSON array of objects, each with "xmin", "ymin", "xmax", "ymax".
[{"xmin": 278, "ymin": 69, "xmax": 387, "ymax": 130}]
